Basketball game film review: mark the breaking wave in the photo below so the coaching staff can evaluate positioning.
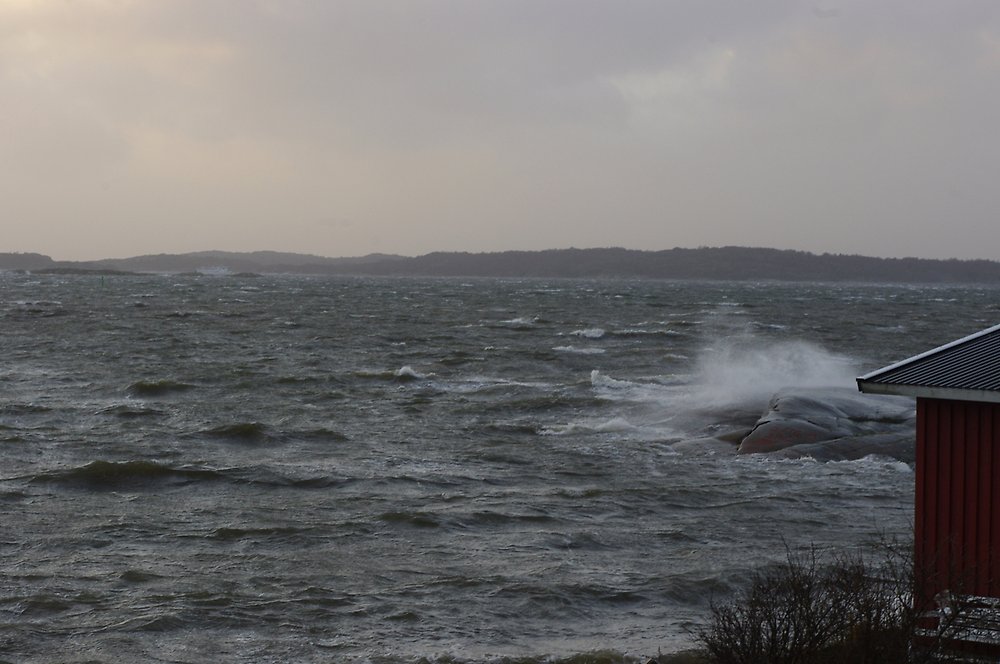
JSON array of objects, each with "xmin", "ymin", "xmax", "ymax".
[
  {"xmin": 686, "ymin": 335, "xmax": 857, "ymax": 409},
  {"xmin": 570, "ymin": 328, "xmax": 605, "ymax": 339},
  {"xmin": 553, "ymin": 346, "xmax": 606, "ymax": 355}
]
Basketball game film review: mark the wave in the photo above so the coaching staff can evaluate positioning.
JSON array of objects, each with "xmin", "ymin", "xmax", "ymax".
[
  {"xmin": 274, "ymin": 374, "xmax": 323, "ymax": 385},
  {"xmin": 13, "ymin": 299, "xmax": 63, "ymax": 307},
  {"xmin": 8, "ymin": 593, "xmax": 73, "ymax": 615},
  {"xmin": 590, "ymin": 370, "xmax": 636, "ymax": 391},
  {"xmin": 460, "ymin": 510, "xmax": 560, "ymax": 526},
  {"xmin": 0, "ymin": 488, "xmax": 29, "ymax": 501},
  {"xmin": 589, "ymin": 370, "xmax": 675, "ymax": 404},
  {"xmin": 208, "ymin": 525, "xmax": 310, "ymax": 541},
  {"xmin": 493, "ymin": 316, "xmax": 539, "ymax": 330},
  {"xmin": 377, "ymin": 651, "xmax": 657, "ymax": 664},
  {"xmin": 97, "ymin": 404, "xmax": 166, "ymax": 419},
  {"xmin": 394, "ymin": 366, "xmax": 427, "ymax": 381},
  {"xmin": 353, "ymin": 367, "xmax": 432, "ymax": 382},
  {"xmin": 29, "ymin": 460, "xmax": 224, "ymax": 491},
  {"xmin": 212, "ymin": 464, "xmax": 351, "ymax": 490},
  {"xmin": 120, "ymin": 569, "xmax": 163, "ymax": 583},
  {"xmin": 195, "ymin": 423, "xmax": 347, "ymax": 446},
  {"xmin": 296, "ymin": 427, "xmax": 349, "ymax": 442},
  {"xmin": 0, "ymin": 403, "xmax": 51, "ymax": 415},
  {"xmin": 128, "ymin": 613, "xmax": 190, "ymax": 632},
  {"xmin": 553, "ymin": 346, "xmax": 606, "ymax": 355},
  {"xmin": 825, "ymin": 455, "xmax": 914, "ymax": 473},
  {"xmin": 569, "ymin": 328, "xmax": 605, "ymax": 339},
  {"xmin": 541, "ymin": 417, "xmax": 638, "ymax": 436},
  {"xmin": 437, "ymin": 351, "xmax": 486, "ymax": 367},
  {"xmin": 477, "ymin": 392, "xmax": 605, "ymax": 414},
  {"xmin": 480, "ymin": 420, "xmax": 543, "ymax": 436},
  {"xmin": 488, "ymin": 580, "xmax": 652, "ymax": 617},
  {"xmin": 661, "ymin": 353, "xmax": 690, "ymax": 363},
  {"xmin": 378, "ymin": 511, "xmax": 441, "ymax": 528},
  {"xmin": 7, "ymin": 300, "xmax": 68, "ymax": 317},
  {"xmin": 611, "ymin": 328, "xmax": 687, "ymax": 338},
  {"xmin": 433, "ymin": 376, "xmax": 553, "ymax": 396},
  {"xmin": 202, "ymin": 422, "xmax": 272, "ymax": 443},
  {"xmin": 126, "ymin": 379, "xmax": 195, "ymax": 397},
  {"xmin": 26, "ymin": 459, "xmax": 350, "ymax": 492},
  {"xmin": 164, "ymin": 310, "xmax": 211, "ymax": 318},
  {"xmin": 660, "ymin": 572, "xmax": 737, "ymax": 605}
]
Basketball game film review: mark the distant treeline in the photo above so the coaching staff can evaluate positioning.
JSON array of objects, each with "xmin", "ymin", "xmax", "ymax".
[
  {"xmin": 338, "ymin": 247, "xmax": 1000, "ymax": 283},
  {"xmin": 4, "ymin": 247, "xmax": 1000, "ymax": 283}
]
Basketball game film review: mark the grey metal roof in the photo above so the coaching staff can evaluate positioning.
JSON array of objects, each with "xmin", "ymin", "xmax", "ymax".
[{"xmin": 857, "ymin": 323, "xmax": 1000, "ymax": 403}]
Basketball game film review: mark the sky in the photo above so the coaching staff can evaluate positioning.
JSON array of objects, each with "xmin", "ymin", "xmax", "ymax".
[{"xmin": 3, "ymin": 1, "xmax": 1000, "ymax": 261}]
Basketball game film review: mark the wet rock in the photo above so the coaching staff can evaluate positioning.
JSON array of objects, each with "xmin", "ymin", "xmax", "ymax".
[
  {"xmin": 736, "ymin": 387, "xmax": 915, "ymax": 459},
  {"xmin": 737, "ymin": 418, "xmax": 833, "ymax": 454},
  {"xmin": 770, "ymin": 432, "xmax": 915, "ymax": 463}
]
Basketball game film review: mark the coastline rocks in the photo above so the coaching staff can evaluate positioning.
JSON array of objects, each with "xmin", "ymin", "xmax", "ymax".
[
  {"xmin": 737, "ymin": 387, "xmax": 915, "ymax": 460},
  {"xmin": 769, "ymin": 432, "xmax": 916, "ymax": 463}
]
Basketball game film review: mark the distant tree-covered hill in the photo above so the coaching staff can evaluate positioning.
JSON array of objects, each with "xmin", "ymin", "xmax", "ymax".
[
  {"xmin": 3, "ymin": 247, "xmax": 1000, "ymax": 284},
  {"xmin": 0, "ymin": 252, "xmax": 55, "ymax": 270},
  {"xmin": 327, "ymin": 247, "xmax": 1000, "ymax": 283}
]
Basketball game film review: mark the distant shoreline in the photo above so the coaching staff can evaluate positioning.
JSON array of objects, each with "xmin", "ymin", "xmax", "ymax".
[{"xmin": 4, "ymin": 246, "xmax": 1000, "ymax": 284}]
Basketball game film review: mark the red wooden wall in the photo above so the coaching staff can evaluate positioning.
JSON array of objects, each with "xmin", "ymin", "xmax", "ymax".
[{"xmin": 916, "ymin": 397, "xmax": 1000, "ymax": 604}]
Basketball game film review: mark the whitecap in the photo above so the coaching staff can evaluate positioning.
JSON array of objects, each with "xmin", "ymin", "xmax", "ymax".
[
  {"xmin": 394, "ymin": 366, "xmax": 427, "ymax": 380},
  {"xmin": 589, "ymin": 370, "xmax": 677, "ymax": 404},
  {"xmin": 445, "ymin": 376, "xmax": 553, "ymax": 394},
  {"xmin": 593, "ymin": 417, "xmax": 638, "ymax": 432},
  {"xmin": 498, "ymin": 316, "xmax": 537, "ymax": 328},
  {"xmin": 590, "ymin": 370, "xmax": 634, "ymax": 389},
  {"xmin": 613, "ymin": 328, "xmax": 683, "ymax": 337},
  {"xmin": 553, "ymin": 346, "xmax": 606, "ymax": 355},
  {"xmin": 661, "ymin": 353, "xmax": 690, "ymax": 361},
  {"xmin": 570, "ymin": 328, "xmax": 605, "ymax": 339},
  {"xmin": 828, "ymin": 455, "xmax": 914, "ymax": 473},
  {"xmin": 540, "ymin": 417, "xmax": 637, "ymax": 436}
]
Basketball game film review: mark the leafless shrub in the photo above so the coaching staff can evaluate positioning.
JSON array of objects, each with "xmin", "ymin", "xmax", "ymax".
[{"xmin": 693, "ymin": 540, "xmax": 940, "ymax": 664}]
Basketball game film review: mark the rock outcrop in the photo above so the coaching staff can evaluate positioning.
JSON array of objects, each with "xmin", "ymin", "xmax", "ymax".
[{"xmin": 736, "ymin": 387, "xmax": 915, "ymax": 461}]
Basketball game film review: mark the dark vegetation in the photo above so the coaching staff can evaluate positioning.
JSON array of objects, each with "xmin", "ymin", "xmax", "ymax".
[
  {"xmin": 692, "ymin": 545, "xmax": 914, "ymax": 664},
  {"xmin": 5, "ymin": 247, "xmax": 1000, "ymax": 283},
  {"xmin": 662, "ymin": 540, "xmax": 989, "ymax": 664},
  {"xmin": 0, "ymin": 252, "xmax": 54, "ymax": 270},
  {"xmin": 351, "ymin": 247, "xmax": 1000, "ymax": 283}
]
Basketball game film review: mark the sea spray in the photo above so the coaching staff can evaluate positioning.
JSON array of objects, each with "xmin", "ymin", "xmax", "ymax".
[{"xmin": 687, "ymin": 334, "xmax": 858, "ymax": 409}]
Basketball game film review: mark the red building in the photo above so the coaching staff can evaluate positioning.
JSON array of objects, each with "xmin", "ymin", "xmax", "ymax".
[{"xmin": 858, "ymin": 323, "xmax": 1000, "ymax": 656}]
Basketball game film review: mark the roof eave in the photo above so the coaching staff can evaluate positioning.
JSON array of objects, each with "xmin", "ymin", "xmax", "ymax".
[
  {"xmin": 857, "ymin": 379, "xmax": 1000, "ymax": 404},
  {"xmin": 858, "ymin": 322, "xmax": 1000, "ymax": 383}
]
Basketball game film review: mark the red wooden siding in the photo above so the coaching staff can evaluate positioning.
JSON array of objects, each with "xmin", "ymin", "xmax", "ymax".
[{"xmin": 916, "ymin": 397, "xmax": 1000, "ymax": 604}]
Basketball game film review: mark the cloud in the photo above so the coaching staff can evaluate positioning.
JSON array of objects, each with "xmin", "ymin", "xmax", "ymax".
[{"xmin": 2, "ymin": 0, "xmax": 1000, "ymax": 259}]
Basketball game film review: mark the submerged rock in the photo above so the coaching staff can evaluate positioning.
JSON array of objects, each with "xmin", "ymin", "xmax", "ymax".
[
  {"xmin": 737, "ymin": 387, "xmax": 915, "ymax": 460},
  {"xmin": 671, "ymin": 436, "xmax": 743, "ymax": 455}
]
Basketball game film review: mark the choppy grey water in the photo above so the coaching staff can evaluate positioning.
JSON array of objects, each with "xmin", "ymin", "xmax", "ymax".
[{"xmin": 2, "ymin": 273, "xmax": 999, "ymax": 663}]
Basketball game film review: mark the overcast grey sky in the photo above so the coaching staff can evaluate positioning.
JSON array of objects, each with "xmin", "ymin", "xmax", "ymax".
[{"xmin": 3, "ymin": 1, "xmax": 999, "ymax": 260}]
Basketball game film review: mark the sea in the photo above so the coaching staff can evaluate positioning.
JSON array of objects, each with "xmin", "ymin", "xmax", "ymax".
[{"xmin": 2, "ymin": 273, "xmax": 999, "ymax": 663}]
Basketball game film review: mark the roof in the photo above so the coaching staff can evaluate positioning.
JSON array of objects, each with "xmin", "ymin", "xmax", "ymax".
[{"xmin": 857, "ymin": 323, "xmax": 1000, "ymax": 403}]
